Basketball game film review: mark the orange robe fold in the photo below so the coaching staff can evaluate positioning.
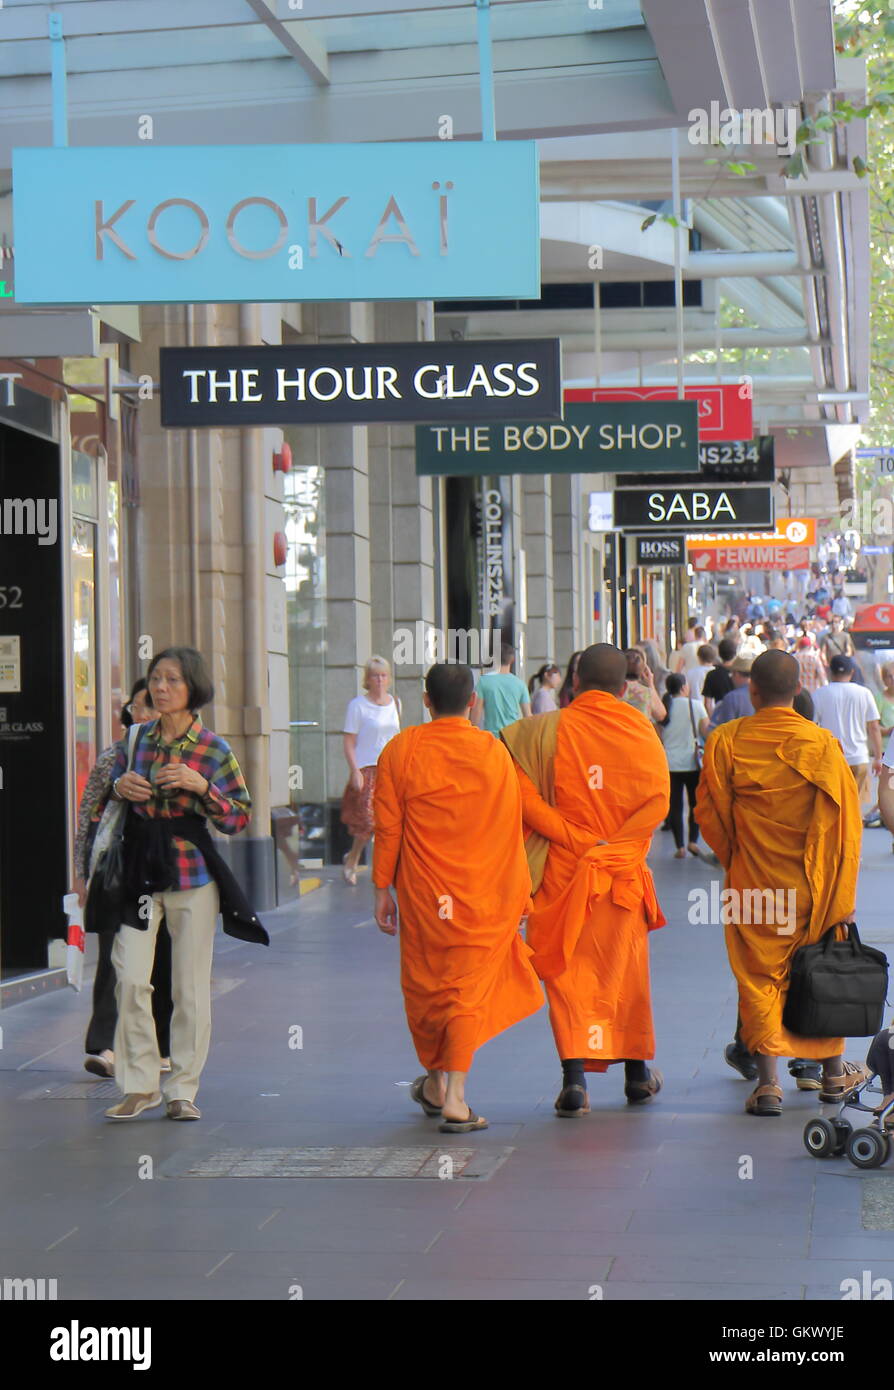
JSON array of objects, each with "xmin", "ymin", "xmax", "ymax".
[
  {"xmin": 372, "ymin": 718, "xmax": 543, "ymax": 1073},
  {"xmin": 695, "ymin": 708, "xmax": 861, "ymax": 1058},
  {"xmin": 503, "ymin": 691, "xmax": 669, "ymax": 1071}
]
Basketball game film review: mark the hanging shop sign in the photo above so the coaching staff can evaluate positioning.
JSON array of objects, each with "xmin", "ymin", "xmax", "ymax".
[
  {"xmin": 851, "ymin": 603, "xmax": 894, "ymax": 650},
  {"xmin": 564, "ymin": 384, "xmax": 752, "ymax": 443},
  {"xmin": 613, "ymin": 485, "xmax": 774, "ymax": 532},
  {"xmin": 416, "ymin": 401, "xmax": 700, "ymax": 475},
  {"xmin": 688, "ymin": 545, "xmax": 811, "ymax": 572},
  {"xmin": 12, "ymin": 142, "xmax": 540, "ymax": 306},
  {"xmin": 159, "ymin": 339, "xmax": 561, "ymax": 427},
  {"xmin": 622, "ymin": 437, "xmax": 774, "ymax": 488},
  {"xmin": 686, "ymin": 517, "xmax": 816, "ymax": 548},
  {"xmin": 635, "ymin": 536, "xmax": 686, "ymax": 565}
]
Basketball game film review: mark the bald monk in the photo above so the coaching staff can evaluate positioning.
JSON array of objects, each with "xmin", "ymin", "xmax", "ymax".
[
  {"xmin": 502, "ymin": 644, "xmax": 669, "ymax": 1116},
  {"xmin": 373, "ymin": 662, "xmax": 543, "ymax": 1133},
  {"xmin": 696, "ymin": 649, "xmax": 866, "ymax": 1116}
]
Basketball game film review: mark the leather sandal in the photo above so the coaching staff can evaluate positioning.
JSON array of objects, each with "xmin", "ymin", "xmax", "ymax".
[
  {"xmin": 819, "ymin": 1061, "xmax": 869, "ymax": 1103},
  {"xmin": 625, "ymin": 1067, "xmax": 663, "ymax": 1105},
  {"xmin": 555, "ymin": 1084, "xmax": 590, "ymax": 1117},
  {"xmin": 745, "ymin": 1083, "xmax": 782, "ymax": 1116},
  {"xmin": 409, "ymin": 1075, "xmax": 442, "ymax": 1117}
]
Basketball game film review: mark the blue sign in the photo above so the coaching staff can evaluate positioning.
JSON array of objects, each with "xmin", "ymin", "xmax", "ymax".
[
  {"xmin": 862, "ymin": 546, "xmax": 893, "ymax": 554},
  {"xmin": 12, "ymin": 143, "xmax": 540, "ymax": 306}
]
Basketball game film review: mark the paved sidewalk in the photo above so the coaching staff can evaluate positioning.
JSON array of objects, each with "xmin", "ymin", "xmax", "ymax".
[{"xmin": 1, "ymin": 832, "xmax": 893, "ymax": 1302}]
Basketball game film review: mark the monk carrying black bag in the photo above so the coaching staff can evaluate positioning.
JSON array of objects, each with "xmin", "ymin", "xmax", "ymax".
[{"xmin": 782, "ymin": 922, "xmax": 888, "ymax": 1038}]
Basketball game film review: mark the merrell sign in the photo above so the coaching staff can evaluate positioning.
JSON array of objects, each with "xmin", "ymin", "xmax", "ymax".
[{"xmin": 12, "ymin": 143, "xmax": 540, "ymax": 305}]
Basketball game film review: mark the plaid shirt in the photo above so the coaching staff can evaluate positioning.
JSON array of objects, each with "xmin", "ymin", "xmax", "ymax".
[
  {"xmin": 796, "ymin": 648, "xmax": 828, "ymax": 693},
  {"xmin": 111, "ymin": 716, "xmax": 251, "ymax": 891}
]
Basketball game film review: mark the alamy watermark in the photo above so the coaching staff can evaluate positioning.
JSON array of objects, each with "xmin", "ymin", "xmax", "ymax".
[
  {"xmin": 0, "ymin": 498, "xmax": 57, "ymax": 546},
  {"xmin": 392, "ymin": 621, "xmax": 497, "ymax": 668},
  {"xmin": 688, "ymin": 102, "xmax": 797, "ymax": 156},
  {"xmin": 688, "ymin": 884, "xmax": 797, "ymax": 935}
]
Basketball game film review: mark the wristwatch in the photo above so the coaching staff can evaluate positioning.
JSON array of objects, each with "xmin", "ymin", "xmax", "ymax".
[{"xmin": 112, "ymin": 777, "xmax": 124, "ymax": 801}]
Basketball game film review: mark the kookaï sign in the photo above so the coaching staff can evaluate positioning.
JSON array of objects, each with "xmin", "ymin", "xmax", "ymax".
[
  {"xmin": 159, "ymin": 340, "xmax": 562, "ymax": 427},
  {"xmin": 12, "ymin": 143, "xmax": 540, "ymax": 305},
  {"xmin": 614, "ymin": 485, "xmax": 774, "ymax": 532}
]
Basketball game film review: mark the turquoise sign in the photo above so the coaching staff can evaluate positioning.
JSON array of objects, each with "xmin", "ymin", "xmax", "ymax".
[{"xmin": 12, "ymin": 142, "xmax": 540, "ymax": 306}]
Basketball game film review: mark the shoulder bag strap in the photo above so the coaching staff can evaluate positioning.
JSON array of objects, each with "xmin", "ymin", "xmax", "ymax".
[
  {"xmin": 125, "ymin": 721, "xmax": 141, "ymax": 771},
  {"xmin": 687, "ymin": 695, "xmax": 699, "ymax": 749}
]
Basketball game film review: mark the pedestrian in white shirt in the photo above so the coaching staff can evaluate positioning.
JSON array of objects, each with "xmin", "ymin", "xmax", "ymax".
[
  {"xmin": 811, "ymin": 655, "xmax": 882, "ymax": 810},
  {"xmin": 659, "ymin": 673, "xmax": 709, "ymax": 858},
  {"xmin": 341, "ymin": 656, "xmax": 401, "ymax": 884},
  {"xmin": 684, "ymin": 643, "xmax": 718, "ymax": 700}
]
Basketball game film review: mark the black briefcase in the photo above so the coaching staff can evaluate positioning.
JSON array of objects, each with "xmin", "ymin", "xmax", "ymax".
[{"xmin": 783, "ymin": 922, "xmax": 889, "ymax": 1038}]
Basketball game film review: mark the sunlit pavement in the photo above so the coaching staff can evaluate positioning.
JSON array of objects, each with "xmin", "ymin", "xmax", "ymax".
[{"xmin": 1, "ymin": 833, "xmax": 893, "ymax": 1302}]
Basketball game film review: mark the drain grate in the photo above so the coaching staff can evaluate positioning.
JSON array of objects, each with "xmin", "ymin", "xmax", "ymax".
[
  {"xmin": 20, "ymin": 1081, "xmax": 121, "ymax": 1100},
  {"xmin": 162, "ymin": 1145, "xmax": 513, "ymax": 1180}
]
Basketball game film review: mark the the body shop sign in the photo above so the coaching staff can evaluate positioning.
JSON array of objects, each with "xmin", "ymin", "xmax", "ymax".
[{"xmin": 12, "ymin": 143, "xmax": 540, "ymax": 305}]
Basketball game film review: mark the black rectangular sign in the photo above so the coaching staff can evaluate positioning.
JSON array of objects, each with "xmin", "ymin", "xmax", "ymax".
[
  {"xmin": 621, "ymin": 437, "xmax": 774, "ymax": 488},
  {"xmin": 635, "ymin": 535, "xmax": 686, "ymax": 565},
  {"xmin": 160, "ymin": 339, "xmax": 562, "ymax": 427},
  {"xmin": 614, "ymin": 485, "xmax": 774, "ymax": 533}
]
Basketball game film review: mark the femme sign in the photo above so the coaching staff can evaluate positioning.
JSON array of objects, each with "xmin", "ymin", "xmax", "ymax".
[
  {"xmin": 564, "ymin": 384, "xmax": 752, "ymax": 443},
  {"xmin": 159, "ymin": 340, "xmax": 562, "ymax": 427},
  {"xmin": 689, "ymin": 545, "xmax": 811, "ymax": 572},
  {"xmin": 12, "ymin": 143, "xmax": 540, "ymax": 305}
]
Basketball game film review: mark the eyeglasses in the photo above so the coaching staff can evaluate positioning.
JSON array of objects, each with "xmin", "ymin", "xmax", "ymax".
[{"xmin": 148, "ymin": 672, "xmax": 185, "ymax": 686}]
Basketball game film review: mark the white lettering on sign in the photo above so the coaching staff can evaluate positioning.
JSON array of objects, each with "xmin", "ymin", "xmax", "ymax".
[
  {"xmin": 598, "ymin": 423, "xmax": 684, "ymax": 451},
  {"xmin": 647, "ymin": 491, "xmax": 737, "ymax": 523},
  {"xmin": 180, "ymin": 362, "xmax": 545, "ymax": 406},
  {"xmin": 476, "ymin": 488, "xmax": 504, "ymax": 620}
]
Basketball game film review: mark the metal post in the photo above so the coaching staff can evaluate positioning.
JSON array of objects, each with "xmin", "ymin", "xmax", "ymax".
[
  {"xmin": 671, "ymin": 127, "xmax": 684, "ymax": 398},
  {"xmin": 593, "ymin": 292, "xmax": 602, "ymax": 386},
  {"xmin": 48, "ymin": 14, "xmax": 69, "ymax": 147},
  {"xmin": 476, "ymin": 0, "xmax": 497, "ymax": 141}
]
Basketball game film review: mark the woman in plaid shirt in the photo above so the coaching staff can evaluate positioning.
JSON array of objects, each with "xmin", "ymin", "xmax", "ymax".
[{"xmin": 104, "ymin": 646, "xmax": 266, "ymax": 1122}]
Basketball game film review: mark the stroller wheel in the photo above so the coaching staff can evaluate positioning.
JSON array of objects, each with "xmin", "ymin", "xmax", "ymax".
[
  {"xmin": 832, "ymin": 1119, "xmax": 852, "ymax": 1156},
  {"xmin": 803, "ymin": 1117, "xmax": 838, "ymax": 1159},
  {"xmin": 846, "ymin": 1127, "xmax": 889, "ymax": 1169}
]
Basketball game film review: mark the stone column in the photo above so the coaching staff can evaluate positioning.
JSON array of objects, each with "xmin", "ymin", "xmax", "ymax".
[
  {"xmin": 551, "ymin": 474, "xmax": 583, "ymax": 664},
  {"xmin": 522, "ymin": 473, "xmax": 554, "ymax": 666}
]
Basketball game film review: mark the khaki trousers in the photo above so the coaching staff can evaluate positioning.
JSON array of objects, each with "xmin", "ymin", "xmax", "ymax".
[
  {"xmin": 849, "ymin": 762, "xmax": 871, "ymax": 810},
  {"xmin": 112, "ymin": 881, "xmax": 219, "ymax": 1102}
]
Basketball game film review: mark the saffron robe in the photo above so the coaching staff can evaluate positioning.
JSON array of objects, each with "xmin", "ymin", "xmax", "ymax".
[
  {"xmin": 502, "ymin": 691, "xmax": 669, "ymax": 1070},
  {"xmin": 696, "ymin": 708, "xmax": 861, "ymax": 1057},
  {"xmin": 372, "ymin": 718, "xmax": 543, "ymax": 1072}
]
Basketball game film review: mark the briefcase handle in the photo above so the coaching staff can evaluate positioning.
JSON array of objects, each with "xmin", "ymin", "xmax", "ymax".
[{"xmin": 823, "ymin": 921, "xmax": 861, "ymax": 954}]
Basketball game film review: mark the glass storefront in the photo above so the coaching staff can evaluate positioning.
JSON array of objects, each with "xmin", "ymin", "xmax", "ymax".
[{"xmin": 283, "ymin": 438, "xmax": 328, "ymax": 867}]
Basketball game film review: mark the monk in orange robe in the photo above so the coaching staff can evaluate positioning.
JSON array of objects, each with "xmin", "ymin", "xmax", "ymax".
[
  {"xmin": 502, "ymin": 644, "xmax": 669, "ymax": 1116},
  {"xmin": 373, "ymin": 662, "xmax": 543, "ymax": 1133},
  {"xmin": 696, "ymin": 650, "xmax": 865, "ymax": 1117}
]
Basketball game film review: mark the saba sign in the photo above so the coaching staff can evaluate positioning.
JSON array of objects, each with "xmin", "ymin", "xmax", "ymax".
[{"xmin": 12, "ymin": 143, "xmax": 540, "ymax": 305}]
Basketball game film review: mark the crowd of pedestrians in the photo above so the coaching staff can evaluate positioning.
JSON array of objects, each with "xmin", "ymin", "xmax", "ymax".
[{"xmin": 70, "ymin": 615, "xmax": 891, "ymax": 1133}]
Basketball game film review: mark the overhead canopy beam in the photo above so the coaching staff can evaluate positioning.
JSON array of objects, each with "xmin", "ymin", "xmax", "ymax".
[
  {"xmin": 0, "ymin": 0, "xmax": 559, "ymax": 43},
  {"xmin": 242, "ymin": 0, "xmax": 330, "ymax": 86}
]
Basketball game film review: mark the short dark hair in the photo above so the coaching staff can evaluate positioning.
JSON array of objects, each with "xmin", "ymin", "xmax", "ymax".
[
  {"xmin": 146, "ymin": 646, "xmax": 214, "ymax": 711},
  {"xmin": 697, "ymin": 644, "xmax": 718, "ymax": 664},
  {"xmin": 500, "ymin": 642, "xmax": 515, "ymax": 666},
  {"xmin": 121, "ymin": 677, "xmax": 148, "ymax": 729},
  {"xmin": 425, "ymin": 662, "xmax": 474, "ymax": 715},
  {"xmin": 578, "ymin": 643, "xmax": 628, "ymax": 695},
  {"xmin": 717, "ymin": 638, "xmax": 737, "ymax": 663},
  {"xmin": 751, "ymin": 650, "xmax": 799, "ymax": 703}
]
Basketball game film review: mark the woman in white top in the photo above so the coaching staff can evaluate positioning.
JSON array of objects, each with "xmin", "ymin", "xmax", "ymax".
[
  {"xmin": 341, "ymin": 656, "xmax": 401, "ymax": 885},
  {"xmin": 659, "ymin": 672, "xmax": 709, "ymax": 859}
]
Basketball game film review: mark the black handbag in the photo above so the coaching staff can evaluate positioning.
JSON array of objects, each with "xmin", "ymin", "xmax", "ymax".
[
  {"xmin": 782, "ymin": 922, "xmax": 889, "ymax": 1038},
  {"xmin": 84, "ymin": 725, "xmax": 142, "ymax": 934}
]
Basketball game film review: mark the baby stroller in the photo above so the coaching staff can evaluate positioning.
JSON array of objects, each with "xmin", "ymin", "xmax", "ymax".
[{"xmin": 803, "ymin": 1026, "xmax": 894, "ymax": 1169}]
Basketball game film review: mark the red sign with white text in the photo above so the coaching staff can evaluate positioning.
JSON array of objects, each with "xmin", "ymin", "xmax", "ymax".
[
  {"xmin": 689, "ymin": 545, "xmax": 811, "ymax": 572},
  {"xmin": 565, "ymin": 385, "xmax": 752, "ymax": 442}
]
